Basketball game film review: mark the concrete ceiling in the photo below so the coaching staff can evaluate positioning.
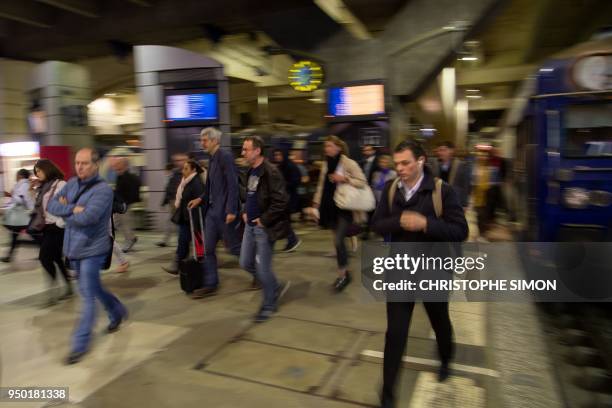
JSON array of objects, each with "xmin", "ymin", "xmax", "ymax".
[
  {"xmin": 0, "ymin": 0, "xmax": 408, "ymax": 61},
  {"xmin": 413, "ymin": 0, "xmax": 612, "ymax": 138},
  {"xmin": 3, "ymin": 0, "xmax": 609, "ymax": 133}
]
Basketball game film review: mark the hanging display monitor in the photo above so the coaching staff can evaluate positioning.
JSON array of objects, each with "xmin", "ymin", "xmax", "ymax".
[
  {"xmin": 327, "ymin": 82, "xmax": 386, "ymax": 122},
  {"xmin": 164, "ymin": 89, "xmax": 218, "ymax": 126}
]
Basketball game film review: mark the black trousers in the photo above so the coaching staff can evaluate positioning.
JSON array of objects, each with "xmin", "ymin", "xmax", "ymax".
[
  {"xmin": 382, "ymin": 301, "xmax": 454, "ymax": 402},
  {"xmin": 8, "ymin": 229, "xmax": 19, "ymax": 258},
  {"xmin": 39, "ymin": 224, "xmax": 70, "ymax": 285},
  {"xmin": 333, "ymin": 210, "xmax": 352, "ymax": 268}
]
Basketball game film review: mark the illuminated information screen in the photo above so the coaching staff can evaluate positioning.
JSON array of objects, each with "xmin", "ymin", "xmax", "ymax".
[
  {"xmin": 328, "ymin": 84, "xmax": 384, "ymax": 117},
  {"xmin": 166, "ymin": 93, "xmax": 218, "ymax": 121}
]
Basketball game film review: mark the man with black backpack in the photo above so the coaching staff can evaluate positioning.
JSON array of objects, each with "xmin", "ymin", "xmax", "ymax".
[
  {"xmin": 112, "ymin": 157, "xmax": 140, "ymax": 252},
  {"xmin": 48, "ymin": 148, "xmax": 127, "ymax": 365},
  {"xmin": 371, "ymin": 140, "xmax": 468, "ymax": 408}
]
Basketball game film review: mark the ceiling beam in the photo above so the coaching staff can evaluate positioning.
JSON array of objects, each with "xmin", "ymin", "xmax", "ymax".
[
  {"xmin": 313, "ymin": 0, "xmax": 372, "ymax": 40},
  {"xmin": 36, "ymin": 0, "xmax": 99, "ymax": 18},
  {"xmin": 126, "ymin": 0, "xmax": 152, "ymax": 6},
  {"xmin": 457, "ymin": 65, "xmax": 535, "ymax": 87},
  {"xmin": 467, "ymin": 97, "xmax": 513, "ymax": 111},
  {"xmin": 0, "ymin": 0, "xmax": 55, "ymax": 28}
]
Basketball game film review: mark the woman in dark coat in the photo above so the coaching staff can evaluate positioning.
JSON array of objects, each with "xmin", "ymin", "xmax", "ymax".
[
  {"xmin": 272, "ymin": 148, "xmax": 302, "ymax": 252},
  {"xmin": 162, "ymin": 160, "xmax": 205, "ymax": 274},
  {"xmin": 312, "ymin": 136, "xmax": 368, "ymax": 292},
  {"xmin": 32, "ymin": 159, "xmax": 72, "ymax": 305}
]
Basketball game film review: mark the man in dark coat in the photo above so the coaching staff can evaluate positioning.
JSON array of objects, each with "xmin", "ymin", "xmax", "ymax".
[
  {"xmin": 157, "ymin": 154, "xmax": 187, "ymax": 247},
  {"xmin": 240, "ymin": 136, "xmax": 291, "ymax": 323},
  {"xmin": 188, "ymin": 127, "xmax": 243, "ymax": 298},
  {"xmin": 112, "ymin": 157, "xmax": 141, "ymax": 252},
  {"xmin": 360, "ymin": 144, "xmax": 380, "ymax": 240},
  {"xmin": 372, "ymin": 140, "xmax": 468, "ymax": 408},
  {"xmin": 360, "ymin": 144, "xmax": 380, "ymax": 185},
  {"xmin": 429, "ymin": 141, "xmax": 472, "ymax": 210}
]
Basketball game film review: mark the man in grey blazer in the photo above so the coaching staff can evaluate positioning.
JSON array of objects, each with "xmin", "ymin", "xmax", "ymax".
[{"xmin": 430, "ymin": 141, "xmax": 471, "ymax": 210}]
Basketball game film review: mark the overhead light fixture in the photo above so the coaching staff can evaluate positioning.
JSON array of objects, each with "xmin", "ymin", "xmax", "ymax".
[
  {"xmin": 419, "ymin": 128, "xmax": 436, "ymax": 132},
  {"xmin": 0, "ymin": 142, "xmax": 40, "ymax": 157},
  {"xmin": 466, "ymin": 95, "xmax": 482, "ymax": 99},
  {"xmin": 465, "ymin": 89, "xmax": 480, "ymax": 92},
  {"xmin": 539, "ymin": 68, "xmax": 554, "ymax": 72},
  {"xmin": 459, "ymin": 56, "xmax": 478, "ymax": 61}
]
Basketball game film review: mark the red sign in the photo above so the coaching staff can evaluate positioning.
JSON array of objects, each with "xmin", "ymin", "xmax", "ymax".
[{"xmin": 40, "ymin": 146, "xmax": 73, "ymax": 180}]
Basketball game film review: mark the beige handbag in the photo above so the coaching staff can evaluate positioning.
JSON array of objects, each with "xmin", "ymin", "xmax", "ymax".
[{"xmin": 334, "ymin": 182, "xmax": 376, "ymax": 211}]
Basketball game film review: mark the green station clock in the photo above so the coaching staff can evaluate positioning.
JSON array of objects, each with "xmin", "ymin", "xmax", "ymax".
[{"xmin": 288, "ymin": 60, "xmax": 324, "ymax": 92}]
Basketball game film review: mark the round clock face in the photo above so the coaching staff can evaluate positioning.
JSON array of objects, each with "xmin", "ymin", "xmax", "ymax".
[
  {"xmin": 288, "ymin": 61, "xmax": 324, "ymax": 92},
  {"xmin": 572, "ymin": 55, "xmax": 611, "ymax": 91}
]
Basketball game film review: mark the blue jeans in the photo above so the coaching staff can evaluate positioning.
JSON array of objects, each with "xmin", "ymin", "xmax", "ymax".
[
  {"xmin": 71, "ymin": 254, "xmax": 126, "ymax": 353},
  {"xmin": 203, "ymin": 213, "xmax": 242, "ymax": 288},
  {"xmin": 240, "ymin": 224, "xmax": 278, "ymax": 311}
]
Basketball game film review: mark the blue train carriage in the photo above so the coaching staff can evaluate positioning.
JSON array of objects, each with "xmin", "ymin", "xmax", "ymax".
[{"xmin": 515, "ymin": 35, "xmax": 612, "ymax": 243}]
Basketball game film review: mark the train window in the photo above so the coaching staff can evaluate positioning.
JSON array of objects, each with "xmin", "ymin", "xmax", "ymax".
[
  {"xmin": 563, "ymin": 103, "xmax": 612, "ymax": 158},
  {"xmin": 546, "ymin": 110, "xmax": 560, "ymax": 150}
]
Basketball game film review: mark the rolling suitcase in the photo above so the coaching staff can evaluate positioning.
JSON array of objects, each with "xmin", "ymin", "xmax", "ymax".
[{"xmin": 180, "ymin": 207, "xmax": 205, "ymax": 294}]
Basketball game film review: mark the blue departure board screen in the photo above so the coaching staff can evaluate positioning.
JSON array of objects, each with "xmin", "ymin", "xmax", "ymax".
[
  {"xmin": 328, "ymin": 84, "xmax": 385, "ymax": 118},
  {"xmin": 165, "ymin": 93, "xmax": 218, "ymax": 121}
]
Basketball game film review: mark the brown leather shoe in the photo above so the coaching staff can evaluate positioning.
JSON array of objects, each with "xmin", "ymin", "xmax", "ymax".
[{"xmin": 191, "ymin": 287, "xmax": 218, "ymax": 299}]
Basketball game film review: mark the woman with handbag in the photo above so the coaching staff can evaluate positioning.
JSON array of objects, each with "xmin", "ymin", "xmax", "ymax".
[
  {"xmin": 32, "ymin": 159, "xmax": 72, "ymax": 304},
  {"xmin": 312, "ymin": 136, "xmax": 369, "ymax": 292},
  {"xmin": 2, "ymin": 169, "xmax": 34, "ymax": 263},
  {"xmin": 162, "ymin": 160, "xmax": 205, "ymax": 275}
]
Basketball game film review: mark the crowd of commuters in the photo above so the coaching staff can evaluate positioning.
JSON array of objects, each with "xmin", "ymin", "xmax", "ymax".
[{"xmin": 2, "ymin": 127, "xmax": 517, "ymax": 407}]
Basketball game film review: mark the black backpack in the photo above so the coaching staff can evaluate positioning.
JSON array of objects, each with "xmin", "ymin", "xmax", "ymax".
[{"xmin": 113, "ymin": 192, "xmax": 128, "ymax": 214}]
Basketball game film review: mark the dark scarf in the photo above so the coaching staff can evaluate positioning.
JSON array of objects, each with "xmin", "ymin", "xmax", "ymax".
[
  {"xmin": 31, "ymin": 179, "xmax": 57, "ymax": 227},
  {"xmin": 33, "ymin": 179, "xmax": 54, "ymax": 214},
  {"xmin": 319, "ymin": 154, "xmax": 341, "ymax": 228}
]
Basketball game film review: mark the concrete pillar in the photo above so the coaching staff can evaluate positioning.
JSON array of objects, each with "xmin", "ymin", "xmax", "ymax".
[
  {"xmin": 257, "ymin": 88, "xmax": 269, "ymax": 124},
  {"xmin": 0, "ymin": 59, "xmax": 36, "ymax": 143},
  {"xmin": 134, "ymin": 45, "xmax": 230, "ymax": 230},
  {"xmin": 390, "ymin": 96, "xmax": 409, "ymax": 148},
  {"xmin": 438, "ymin": 67, "xmax": 456, "ymax": 130},
  {"xmin": 455, "ymin": 98, "xmax": 469, "ymax": 150},
  {"xmin": 29, "ymin": 61, "xmax": 92, "ymax": 148}
]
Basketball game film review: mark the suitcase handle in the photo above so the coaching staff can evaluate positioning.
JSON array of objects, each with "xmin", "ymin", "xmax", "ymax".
[{"xmin": 187, "ymin": 207, "xmax": 205, "ymax": 260}]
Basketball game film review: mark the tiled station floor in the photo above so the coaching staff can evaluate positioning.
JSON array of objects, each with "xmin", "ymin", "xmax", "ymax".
[{"xmin": 0, "ymin": 224, "xmax": 562, "ymax": 408}]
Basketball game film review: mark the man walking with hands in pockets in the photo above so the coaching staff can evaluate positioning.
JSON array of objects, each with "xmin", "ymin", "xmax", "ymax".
[{"xmin": 240, "ymin": 136, "xmax": 290, "ymax": 322}]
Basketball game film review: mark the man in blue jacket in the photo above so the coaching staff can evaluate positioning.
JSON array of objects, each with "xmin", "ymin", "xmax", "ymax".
[
  {"xmin": 48, "ymin": 148, "xmax": 127, "ymax": 365},
  {"xmin": 188, "ymin": 127, "xmax": 243, "ymax": 298}
]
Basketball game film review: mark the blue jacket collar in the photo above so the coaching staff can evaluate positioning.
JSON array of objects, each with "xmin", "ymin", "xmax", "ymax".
[{"xmin": 77, "ymin": 173, "xmax": 100, "ymax": 185}]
